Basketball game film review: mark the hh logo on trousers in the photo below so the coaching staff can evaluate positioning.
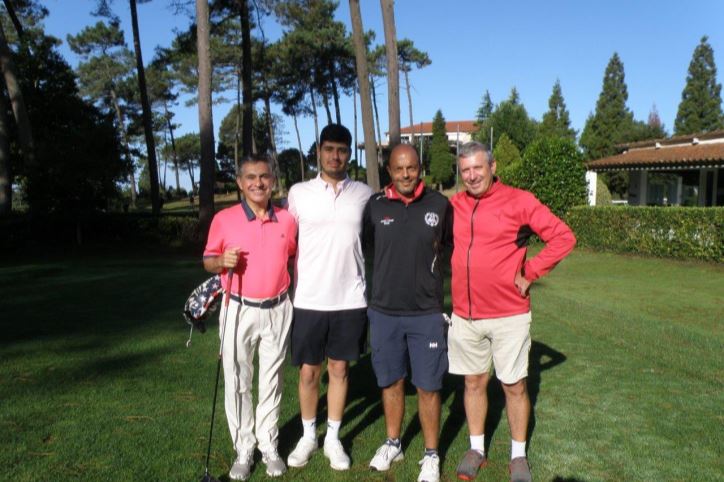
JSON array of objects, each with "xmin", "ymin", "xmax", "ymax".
[{"xmin": 429, "ymin": 342, "xmax": 438, "ymax": 349}]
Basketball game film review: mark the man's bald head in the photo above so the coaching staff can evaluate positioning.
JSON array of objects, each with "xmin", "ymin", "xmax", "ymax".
[
  {"xmin": 386, "ymin": 144, "xmax": 422, "ymax": 198},
  {"xmin": 388, "ymin": 143, "xmax": 420, "ymax": 167}
]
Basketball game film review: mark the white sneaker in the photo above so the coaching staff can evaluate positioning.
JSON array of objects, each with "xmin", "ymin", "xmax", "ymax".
[
  {"xmin": 323, "ymin": 438, "xmax": 351, "ymax": 470},
  {"xmin": 369, "ymin": 440, "xmax": 404, "ymax": 471},
  {"xmin": 417, "ymin": 453, "xmax": 440, "ymax": 482},
  {"xmin": 229, "ymin": 450, "xmax": 254, "ymax": 481},
  {"xmin": 287, "ymin": 437, "xmax": 318, "ymax": 468},
  {"xmin": 262, "ymin": 449, "xmax": 286, "ymax": 477}
]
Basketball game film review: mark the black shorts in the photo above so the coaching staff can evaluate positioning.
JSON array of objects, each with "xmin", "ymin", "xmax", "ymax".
[{"xmin": 290, "ymin": 307, "xmax": 368, "ymax": 366}]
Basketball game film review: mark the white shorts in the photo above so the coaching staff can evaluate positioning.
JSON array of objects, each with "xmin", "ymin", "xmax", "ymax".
[{"xmin": 448, "ymin": 311, "xmax": 531, "ymax": 384}]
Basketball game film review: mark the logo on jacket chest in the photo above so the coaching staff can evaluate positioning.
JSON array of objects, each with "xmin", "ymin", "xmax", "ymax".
[
  {"xmin": 380, "ymin": 216, "xmax": 395, "ymax": 226},
  {"xmin": 424, "ymin": 212, "xmax": 439, "ymax": 227}
]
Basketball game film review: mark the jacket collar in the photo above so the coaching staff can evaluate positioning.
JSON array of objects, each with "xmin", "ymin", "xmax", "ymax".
[{"xmin": 385, "ymin": 179, "xmax": 425, "ymax": 205}]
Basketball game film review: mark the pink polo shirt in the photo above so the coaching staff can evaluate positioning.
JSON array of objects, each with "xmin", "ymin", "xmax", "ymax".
[{"xmin": 203, "ymin": 201, "xmax": 297, "ymax": 299}]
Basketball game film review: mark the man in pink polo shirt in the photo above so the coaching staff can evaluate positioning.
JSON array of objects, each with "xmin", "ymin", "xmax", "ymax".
[{"xmin": 203, "ymin": 154, "xmax": 297, "ymax": 481}]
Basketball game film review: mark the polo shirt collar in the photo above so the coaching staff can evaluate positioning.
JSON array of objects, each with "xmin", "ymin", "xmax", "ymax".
[
  {"xmin": 240, "ymin": 198, "xmax": 277, "ymax": 222},
  {"xmin": 385, "ymin": 179, "xmax": 425, "ymax": 205},
  {"xmin": 315, "ymin": 173, "xmax": 351, "ymax": 192}
]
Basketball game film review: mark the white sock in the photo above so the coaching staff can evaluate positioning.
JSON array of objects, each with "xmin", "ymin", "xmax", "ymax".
[
  {"xmin": 470, "ymin": 434, "xmax": 485, "ymax": 454},
  {"xmin": 302, "ymin": 417, "xmax": 316, "ymax": 442},
  {"xmin": 511, "ymin": 439, "xmax": 526, "ymax": 459},
  {"xmin": 325, "ymin": 419, "xmax": 341, "ymax": 442}
]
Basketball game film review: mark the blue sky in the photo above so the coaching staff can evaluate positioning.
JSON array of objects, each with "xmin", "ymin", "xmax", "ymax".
[{"xmin": 41, "ymin": 0, "xmax": 724, "ymax": 186}]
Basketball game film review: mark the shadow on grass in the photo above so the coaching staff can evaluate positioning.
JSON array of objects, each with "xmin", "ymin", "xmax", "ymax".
[
  {"xmin": 277, "ymin": 339, "xmax": 566, "ymax": 465},
  {"xmin": 436, "ymin": 340, "xmax": 567, "ymax": 460},
  {"xmin": 0, "ymin": 253, "xmax": 204, "ymax": 351}
]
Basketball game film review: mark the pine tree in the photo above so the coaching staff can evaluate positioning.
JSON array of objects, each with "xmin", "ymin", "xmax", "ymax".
[
  {"xmin": 476, "ymin": 90, "xmax": 494, "ymax": 124},
  {"xmin": 674, "ymin": 36, "xmax": 723, "ymax": 135},
  {"xmin": 580, "ymin": 53, "xmax": 635, "ymax": 161},
  {"xmin": 477, "ymin": 87, "xmax": 536, "ymax": 152},
  {"xmin": 539, "ymin": 80, "xmax": 576, "ymax": 140},
  {"xmin": 429, "ymin": 109, "xmax": 453, "ymax": 188}
]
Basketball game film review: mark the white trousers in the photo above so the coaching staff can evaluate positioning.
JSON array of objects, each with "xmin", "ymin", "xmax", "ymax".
[{"xmin": 220, "ymin": 296, "xmax": 293, "ymax": 455}]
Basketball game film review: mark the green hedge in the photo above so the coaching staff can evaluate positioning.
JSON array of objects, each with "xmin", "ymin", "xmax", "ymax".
[
  {"xmin": 566, "ymin": 206, "xmax": 724, "ymax": 262},
  {"xmin": 1, "ymin": 212, "xmax": 203, "ymax": 250}
]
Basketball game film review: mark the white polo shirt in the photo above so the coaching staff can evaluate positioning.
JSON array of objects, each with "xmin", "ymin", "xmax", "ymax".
[{"xmin": 288, "ymin": 174, "xmax": 374, "ymax": 311}]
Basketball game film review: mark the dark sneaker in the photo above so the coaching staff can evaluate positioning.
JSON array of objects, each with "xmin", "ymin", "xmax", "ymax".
[
  {"xmin": 456, "ymin": 449, "xmax": 487, "ymax": 480},
  {"xmin": 509, "ymin": 456, "xmax": 532, "ymax": 482}
]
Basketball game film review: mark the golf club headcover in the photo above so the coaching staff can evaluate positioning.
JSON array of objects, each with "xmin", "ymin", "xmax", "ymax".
[{"xmin": 183, "ymin": 274, "xmax": 223, "ymax": 333}]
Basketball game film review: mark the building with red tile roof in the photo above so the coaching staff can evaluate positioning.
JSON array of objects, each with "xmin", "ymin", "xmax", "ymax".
[{"xmin": 586, "ymin": 130, "xmax": 724, "ymax": 206}]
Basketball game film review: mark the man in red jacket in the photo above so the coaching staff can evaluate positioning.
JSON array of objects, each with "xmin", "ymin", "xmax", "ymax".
[{"xmin": 449, "ymin": 141, "xmax": 576, "ymax": 482}]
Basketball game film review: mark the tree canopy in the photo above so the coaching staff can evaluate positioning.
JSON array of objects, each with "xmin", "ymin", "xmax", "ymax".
[
  {"xmin": 539, "ymin": 80, "xmax": 576, "ymax": 141},
  {"xmin": 476, "ymin": 88, "xmax": 537, "ymax": 153},
  {"xmin": 428, "ymin": 109, "xmax": 453, "ymax": 187},
  {"xmin": 579, "ymin": 53, "xmax": 635, "ymax": 161},
  {"xmin": 674, "ymin": 36, "xmax": 723, "ymax": 135}
]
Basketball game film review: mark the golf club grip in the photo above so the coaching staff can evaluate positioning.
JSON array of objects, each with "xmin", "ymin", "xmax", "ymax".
[{"xmin": 224, "ymin": 269, "xmax": 234, "ymax": 307}]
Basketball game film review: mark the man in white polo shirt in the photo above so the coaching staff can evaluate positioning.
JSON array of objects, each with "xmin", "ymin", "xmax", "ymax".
[{"xmin": 286, "ymin": 124, "xmax": 374, "ymax": 471}]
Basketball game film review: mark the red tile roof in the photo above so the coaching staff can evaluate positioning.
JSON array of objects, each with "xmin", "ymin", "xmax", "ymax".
[
  {"xmin": 399, "ymin": 120, "xmax": 477, "ymax": 135},
  {"xmin": 616, "ymin": 129, "xmax": 724, "ymax": 150},
  {"xmin": 587, "ymin": 142, "xmax": 724, "ymax": 170}
]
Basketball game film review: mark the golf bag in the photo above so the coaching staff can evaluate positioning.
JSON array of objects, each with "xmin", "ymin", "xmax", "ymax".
[{"xmin": 183, "ymin": 274, "xmax": 223, "ymax": 345}]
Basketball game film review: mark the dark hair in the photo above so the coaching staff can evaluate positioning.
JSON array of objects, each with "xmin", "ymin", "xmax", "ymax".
[
  {"xmin": 319, "ymin": 123, "xmax": 352, "ymax": 148},
  {"xmin": 237, "ymin": 153, "xmax": 273, "ymax": 177}
]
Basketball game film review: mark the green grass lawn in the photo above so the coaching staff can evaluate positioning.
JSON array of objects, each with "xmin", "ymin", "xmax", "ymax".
[{"xmin": 1, "ymin": 248, "xmax": 722, "ymax": 481}]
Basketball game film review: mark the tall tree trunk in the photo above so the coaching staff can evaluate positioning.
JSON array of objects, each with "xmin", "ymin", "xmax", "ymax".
[
  {"xmin": 370, "ymin": 75, "xmax": 382, "ymax": 158},
  {"xmin": 404, "ymin": 68, "xmax": 413, "ymax": 134},
  {"xmin": 163, "ymin": 102, "xmax": 181, "ymax": 194},
  {"xmin": 161, "ymin": 130, "xmax": 168, "ymax": 190},
  {"xmin": 130, "ymin": 0, "xmax": 160, "ymax": 215},
  {"xmin": 196, "ymin": 0, "xmax": 215, "ymax": 232},
  {"xmin": 349, "ymin": 0, "xmax": 380, "ymax": 190},
  {"xmin": 309, "ymin": 86, "xmax": 320, "ymax": 168},
  {"xmin": 233, "ymin": 68, "xmax": 241, "ymax": 200},
  {"xmin": 0, "ymin": 87, "xmax": 10, "ymax": 215},
  {"xmin": 187, "ymin": 162, "xmax": 196, "ymax": 189},
  {"xmin": 110, "ymin": 87, "xmax": 137, "ymax": 207},
  {"xmin": 2, "ymin": 0, "xmax": 24, "ymax": 38},
  {"xmin": 353, "ymin": 80, "xmax": 358, "ymax": 180},
  {"xmin": 239, "ymin": 0, "xmax": 253, "ymax": 156},
  {"xmin": 380, "ymin": 0, "xmax": 400, "ymax": 147},
  {"xmin": 292, "ymin": 111, "xmax": 305, "ymax": 181},
  {"xmin": 251, "ymin": 4, "xmax": 282, "ymax": 190},
  {"xmin": 322, "ymin": 88, "xmax": 332, "ymax": 125},
  {"xmin": 0, "ymin": 22, "xmax": 36, "ymax": 205},
  {"xmin": 330, "ymin": 64, "xmax": 341, "ymax": 124},
  {"xmin": 264, "ymin": 98, "xmax": 283, "ymax": 193}
]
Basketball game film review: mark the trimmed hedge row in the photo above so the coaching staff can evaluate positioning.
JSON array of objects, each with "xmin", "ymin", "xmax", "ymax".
[
  {"xmin": 1, "ymin": 212, "xmax": 203, "ymax": 250},
  {"xmin": 566, "ymin": 206, "xmax": 724, "ymax": 262}
]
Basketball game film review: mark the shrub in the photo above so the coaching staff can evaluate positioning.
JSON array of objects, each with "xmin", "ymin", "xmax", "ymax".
[
  {"xmin": 595, "ymin": 176, "xmax": 612, "ymax": 205},
  {"xmin": 519, "ymin": 137, "xmax": 587, "ymax": 217},
  {"xmin": 0, "ymin": 212, "xmax": 203, "ymax": 250},
  {"xmin": 566, "ymin": 206, "xmax": 724, "ymax": 261}
]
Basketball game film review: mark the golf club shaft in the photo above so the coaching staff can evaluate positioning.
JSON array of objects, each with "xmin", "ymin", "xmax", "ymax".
[{"xmin": 204, "ymin": 268, "xmax": 235, "ymax": 473}]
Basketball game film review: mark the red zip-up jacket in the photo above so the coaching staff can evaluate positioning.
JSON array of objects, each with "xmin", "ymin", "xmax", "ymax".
[{"xmin": 450, "ymin": 180, "xmax": 576, "ymax": 319}]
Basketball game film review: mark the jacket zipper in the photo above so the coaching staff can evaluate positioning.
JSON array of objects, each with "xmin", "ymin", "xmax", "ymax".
[{"xmin": 466, "ymin": 198, "xmax": 480, "ymax": 320}]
